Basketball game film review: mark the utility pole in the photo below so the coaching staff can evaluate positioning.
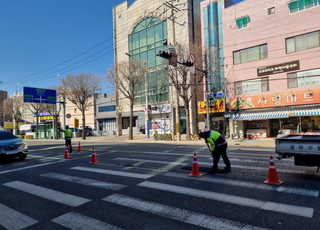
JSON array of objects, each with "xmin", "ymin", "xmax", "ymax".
[
  {"xmin": 164, "ymin": 1, "xmax": 181, "ymax": 141},
  {"xmin": 144, "ymin": 63, "xmax": 150, "ymax": 139}
]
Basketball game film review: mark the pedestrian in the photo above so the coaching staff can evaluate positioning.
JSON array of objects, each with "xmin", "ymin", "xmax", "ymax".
[
  {"xmin": 57, "ymin": 125, "xmax": 73, "ymax": 153},
  {"xmin": 198, "ymin": 130, "xmax": 231, "ymax": 173}
]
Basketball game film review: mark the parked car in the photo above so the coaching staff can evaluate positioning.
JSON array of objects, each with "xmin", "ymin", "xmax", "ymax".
[
  {"xmin": 139, "ymin": 125, "xmax": 145, "ymax": 134},
  {"xmin": 0, "ymin": 130, "xmax": 28, "ymax": 160},
  {"xmin": 79, "ymin": 126, "xmax": 93, "ymax": 136}
]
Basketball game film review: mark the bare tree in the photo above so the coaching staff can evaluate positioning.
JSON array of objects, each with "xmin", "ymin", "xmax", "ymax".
[
  {"xmin": 163, "ymin": 43, "xmax": 204, "ymax": 141},
  {"xmin": 3, "ymin": 96, "xmax": 26, "ymax": 135},
  {"xmin": 59, "ymin": 73, "xmax": 102, "ymax": 140},
  {"xmin": 105, "ymin": 59, "xmax": 147, "ymax": 140}
]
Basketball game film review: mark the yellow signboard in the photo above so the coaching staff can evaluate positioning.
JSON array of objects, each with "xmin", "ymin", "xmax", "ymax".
[
  {"xmin": 198, "ymin": 99, "xmax": 225, "ymax": 114},
  {"xmin": 74, "ymin": 118, "xmax": 79, "ymax": 128},
  {"xmin": 315, "ymin": 116, "xmax": 320, "ymax": 126}
]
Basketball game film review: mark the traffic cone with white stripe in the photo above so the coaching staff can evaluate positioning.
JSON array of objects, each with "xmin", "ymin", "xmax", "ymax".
[
  {"xmin": 77, "ymin": 141, "xmax": 82, "ymax": 152},
  {"xmin": 89, "ymin": 147, "xmax": 99, "ymax": 163},
  {"xmin": 263, "ymin": 156, "xmax": 283, "ymax": 185},
  {"xmin": 63, "ymin": 146, "xmax": 71, "ymax": 159},
  {"xmin": 188, "ymin": 153, "xmax": 203, "ymax": 177}
]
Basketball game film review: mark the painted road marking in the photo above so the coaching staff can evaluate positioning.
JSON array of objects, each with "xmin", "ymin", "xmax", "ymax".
[
  {"xmin": 0, "ymin": 159, "xmax": 67, "ymax": 175},
  {"xmin": 164, "ymin": 172, "xmax": 319, "ymax": 197},
  {"xmin": 110, "ymin": 157, "xmax": 311, "ymax": 174},
  {"xmin": 138, "ymin": 181, "xmax": 314, "ymax": 218},
  {"xmin": 52, "ymin": 212, "xmax": 123, "ymax": 230},
  {"xmin": 41, "ymin": 173, "xmax": 126, "ymax": 190},
  {"xmin": 3, "ymin": 181, "xmax": 90, "ymax": 207},
  {"xmin": 71, "ymin": 166, "xmax": 153, "ymax": 179},
  {"xmin": 0, "ymin": 203, "xmax": 38, "ymax": 230},
  {"xmin": 103, "ymin": 194, "xmax": 270, "ymax": 230},
  {"xmin": 113, "ymin": 157, "xmax": 188, "ymax": 165}
]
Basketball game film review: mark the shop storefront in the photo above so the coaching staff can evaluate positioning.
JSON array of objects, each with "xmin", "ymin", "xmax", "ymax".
[
  {"xmin": 226, "ymin": 87, "xmax": 320, "ymax": 138},
  {"xmin": 33, "ymin": 112, "xmax": 60, "ymax": 139},
  {"xmin": 198, "ymin": 99, "xmax": 226, "ymax": 135}
]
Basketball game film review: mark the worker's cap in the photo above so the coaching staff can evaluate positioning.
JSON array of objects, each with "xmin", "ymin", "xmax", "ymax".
[{"xmin": 198, "ymin": 132, "xmax": 205, "ymax": 139}]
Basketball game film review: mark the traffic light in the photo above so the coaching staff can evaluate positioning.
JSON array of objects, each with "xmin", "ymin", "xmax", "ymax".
[
  {"xmin": 156, "ymin": 50, "xmax": 172, "ymax": 59},
  {"xmin": 181, "ymin": 60, "xmax": 193, "ymax": 67},
  {"xmin": 209, "ymin": 97, "xmax": 214, "ymax": 109}
]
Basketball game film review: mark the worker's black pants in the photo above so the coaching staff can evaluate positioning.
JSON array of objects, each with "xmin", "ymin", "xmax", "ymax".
[
  {"xmin": 212, "ymin": 143, "xmax": 230, "ymax": 171},
  {"xmin": 65, "ymin": 139, "xmax": 72, "ymax": 153}
]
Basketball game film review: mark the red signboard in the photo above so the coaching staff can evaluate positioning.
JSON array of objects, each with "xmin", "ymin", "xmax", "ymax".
[{"xmin": 229, "ymin": 88, "xmax": 320, "ymax": 110}]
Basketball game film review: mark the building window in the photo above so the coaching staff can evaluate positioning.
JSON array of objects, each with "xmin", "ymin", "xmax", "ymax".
[
  {"xmin": 128, "ymin": 17, "xmax": 169, "ymax": 106},
  {"xmin": 235, "ymin": 77, "xmax": 269, "ymax": 95},
  {"xmin": 98, "ymin": 105, "xmax": 116, "ymax": 112},
  {"xmin": 287, "ymin": 0, "xmax": 320, "ymax": 14},
  {"xmin": 287, "ymin": 68, "xmax": 320, "ymax": 88},
  {"xmin": 74, "ymin": 108, "xmax": 77, "ymax": 113},
  {"xmin": 268, "ymin": 7, "xmax": 275, "ymax": 14},
  {"xmin": 233, "ymin": 44, "xmax": 268, "ymax": 64},
  {"xmin": 235, "ymin": 15, "xmax": 250, "ymax": 29},
  {"xmin": 286, "ymin": 31, "xmax": 320, "ymax": 53}
]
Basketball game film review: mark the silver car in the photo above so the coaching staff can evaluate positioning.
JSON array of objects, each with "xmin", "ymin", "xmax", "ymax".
[{"xmin": 0, "ymin": 130, "xmax": 28, "ymax": 160}]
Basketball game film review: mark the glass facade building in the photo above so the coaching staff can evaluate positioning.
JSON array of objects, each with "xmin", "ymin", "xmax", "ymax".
[
  {"xmin": 203, "ymin": 2, "xmax": 225, "ymax": 95},
  {"xmin": 128, "ymin": 17, "xmax": 169, "ymax": 105}
]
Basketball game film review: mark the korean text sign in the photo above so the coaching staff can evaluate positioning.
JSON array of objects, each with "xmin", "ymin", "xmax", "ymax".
[
  {"xmin": 198, "ymin": 99, "xmax": 225, "ymax": 113},
  {"xmin": 229, "ymin": 89, "xmax": 319, "ymax": 110}
]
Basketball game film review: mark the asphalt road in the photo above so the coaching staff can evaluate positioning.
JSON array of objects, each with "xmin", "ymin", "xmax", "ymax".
[{"xmin": 0, "ymin": 139, "xmax": 319, "ymax": 230}]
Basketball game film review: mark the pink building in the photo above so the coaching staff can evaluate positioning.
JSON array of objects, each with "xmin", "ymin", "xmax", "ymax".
[{"xmin": 202, "ymin": 0, "xmax": 320, "ymax": 138}]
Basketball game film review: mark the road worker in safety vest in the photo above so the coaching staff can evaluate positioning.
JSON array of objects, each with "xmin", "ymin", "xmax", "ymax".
[
  {"xmin": 58, "ymin": 125, "xmax": 73, "ymax": 153},
  {"xmin": 198, "ymin": 130, "xmax": 231, "ymax": 174}
]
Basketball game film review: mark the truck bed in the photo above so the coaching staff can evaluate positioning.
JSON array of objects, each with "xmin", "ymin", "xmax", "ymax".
[{"xmin": 276, "ymin": 134, "xmax": 320, "ymax": 156}]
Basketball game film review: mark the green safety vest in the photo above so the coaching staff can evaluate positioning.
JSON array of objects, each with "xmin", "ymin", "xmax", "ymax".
[
  {"xmin": 65, "ymin": 129, "xmax": 72, "ymax": 138},
  {"xmin": 206, "ymin": 131, "xmax": 221, "ymax": 152}
]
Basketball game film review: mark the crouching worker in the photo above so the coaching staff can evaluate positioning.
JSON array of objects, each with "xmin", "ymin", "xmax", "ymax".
[{"xmin": 198, "ymin": 130, "xmax": 231, "ymax": 173}]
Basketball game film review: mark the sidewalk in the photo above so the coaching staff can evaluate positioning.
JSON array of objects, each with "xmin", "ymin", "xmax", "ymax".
[
  {"xmin": 83, "ymin": 134, "xmax": 276, "ymax": 147},
  {"xmin": 25, "ymin": 133, "xmax": 276, "ymax": 147}
]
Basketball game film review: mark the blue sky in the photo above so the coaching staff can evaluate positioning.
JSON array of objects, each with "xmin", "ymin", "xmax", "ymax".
[
  {"xmin": 0, "ymin": 0, "xmax": 135, "ymax": 96},
  {"xmin": 0, "ymin": 0, "xmax": 245, "ymax": 96}
]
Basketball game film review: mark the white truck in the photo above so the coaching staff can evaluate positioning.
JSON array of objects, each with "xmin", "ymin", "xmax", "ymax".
[{"xmin": 275, "ymin": 134, "xmax": 320, "ymax": 173}]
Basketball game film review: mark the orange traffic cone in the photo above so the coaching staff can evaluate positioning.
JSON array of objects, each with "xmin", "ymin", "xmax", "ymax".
[
  {"xmin": 89, "ymin": 147, "xmax": 99, "ymax": 163},
  {"xmin": 263, "ymin": 156, "xmax": 283, "ymax": 185},
  {"xmin": 77, "ymin": 141, "xmax": 82, "ymax": 152},
  {"xmin": 188, "ymin": 153, "xmax": 203, "ymax": 177},
  {"xmin": 63, "ymin": 146, "xmax": 71, "ymax": 159}
]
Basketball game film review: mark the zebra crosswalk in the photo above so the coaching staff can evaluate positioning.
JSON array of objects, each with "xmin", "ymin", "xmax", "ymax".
[{"xmin": 0, "ymin": 149, "xmax": 319, "ymax": 230}]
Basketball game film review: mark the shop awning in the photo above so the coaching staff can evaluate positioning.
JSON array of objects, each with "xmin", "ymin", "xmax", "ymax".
[
  {"xmin": 231, "ymin": 111, "xmax": 289, "ymax": 121},
  {"xmin": 226, "ymin": 108, "xmax": 320, "ymax": 121},
  {"xmin": 290, "ymin": 108, "xmax": 320, "ymax": 116}
]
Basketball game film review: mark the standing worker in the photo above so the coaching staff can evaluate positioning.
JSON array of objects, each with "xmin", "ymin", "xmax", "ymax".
[
  {"xmin": 58, "ymin": 125, "xmax": 73, "ymax": 153},
  {"xmin": 198, "ymin": 130, "xmax": 231, "ymax": 173}
]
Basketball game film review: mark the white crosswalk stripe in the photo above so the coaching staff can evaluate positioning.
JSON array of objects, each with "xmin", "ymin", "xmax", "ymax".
[
  {"xmin": 137, "ymin": 181, "xmax": 314, "ymax": 218},
  {"xmin": 70, "ymin": 166, "xmax": 153, "ymax": 179},
  {"xmin": 52, "ymin": 212, "xmax": 124, "ymax": 230},
  {"xmin": 0, "ymin": 203, "xmax": 38, "ymax": 230},
  {"xmin": 110, "ymin": 157, "xmax": 312, "ymax": 174},
  {"xmin": 41, "ymin": 172, "xmax": 127, "ymax": 190},
  {"xmin": 113, "ymin": 157, "xmax": 189, "ymax": 165},
  {"xmin": 3, "ymin": 181, "xmax": 90, "ymax": 207},
  {"xmin": 164, "ymin": 172, "xmax": 319, "ymax": 197},
  {"xmin": 102, "ymin": 194, "xmax": 271, "ymax": 230}
]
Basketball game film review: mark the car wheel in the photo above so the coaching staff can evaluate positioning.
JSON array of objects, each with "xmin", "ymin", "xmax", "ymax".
[
  {"xmin": 19, "ymin": 155, "xmax": 27, "ymax": 160},
  {"xmin": 86, "ymin": 131, "xmax": 90, "ymax": 136}
]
